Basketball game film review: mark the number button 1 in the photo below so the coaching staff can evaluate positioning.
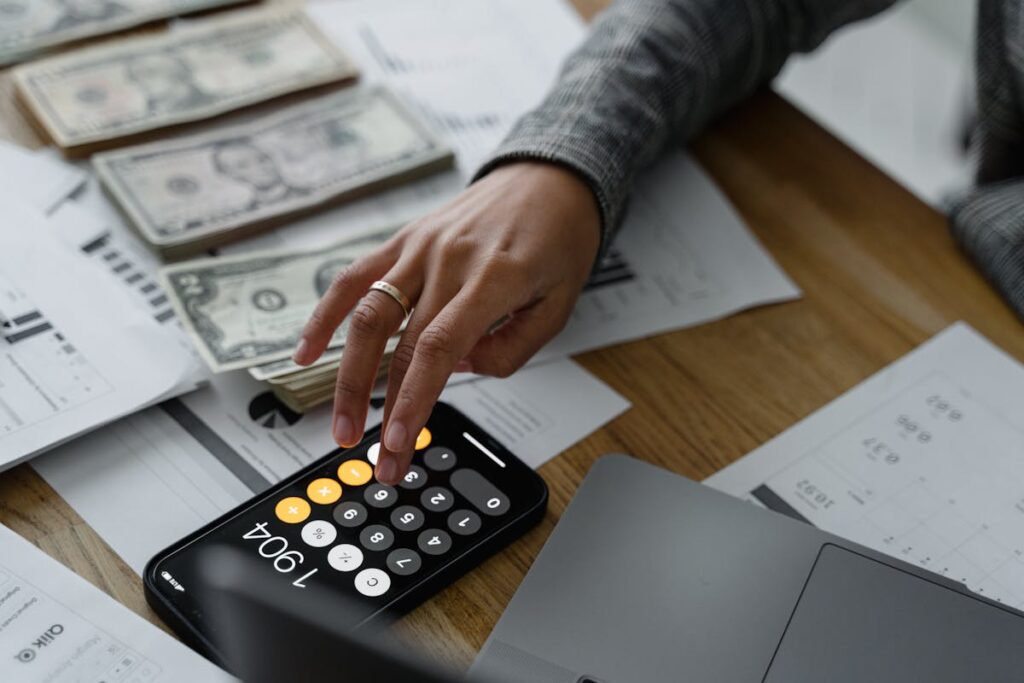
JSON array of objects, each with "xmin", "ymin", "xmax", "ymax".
[
  {"xmin": 447, "ymin": 510, "xmax": 481, "ymax": 536},
  {"xmin": 421, "ymin": 486, "xmax": 454, "ymax": 513}
]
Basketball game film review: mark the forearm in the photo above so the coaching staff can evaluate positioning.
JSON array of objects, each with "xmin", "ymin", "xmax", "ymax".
[{"xmin": 478, "ymin": 0, "xmax": 897, "ymax": 251}]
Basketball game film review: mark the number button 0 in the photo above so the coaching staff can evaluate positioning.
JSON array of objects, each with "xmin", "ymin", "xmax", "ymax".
[
  {"xmin": 421, "ymin": 486, "xmax": 454, "ymax": 513},
  {"xmin": 354, "ymin": 568, "xmax": 391, "ymax": 597},
  {"xmin": 399, "ymin": 465, "xmax": 427, "ymax": 490},
  {"xmin": 424, "ymin": 447, "xmax": 456, "ymax": 472},
  {"xmin": 332, "ymin": 502, "xmax": 367, "ymax": 528},
  {"xmin": 364, "ymin": 484, "xmax": 398, "ymax": 509},
  {"xmin": 417, "ymin": 529, "xmax": 452, "ymax": 556},
  {"xmin": 391, "ymin": 505, "xmax": 425, "ymax": 532},
  {"xmin": 300, "ymin": 520, "xmax": 337, "ymax": 547},
  {"xmin": 360, "ymin": 524, "xmax": 395, "ymax": 552},
  {"xmin": 447, "ymin": 510, "xmax": 481, "ymax": 536},
  {"xmin": 449, "ymin": 469, "xmax": 510, "ymax": 516}
]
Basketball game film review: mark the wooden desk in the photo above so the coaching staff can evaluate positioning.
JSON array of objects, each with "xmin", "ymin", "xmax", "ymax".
[{"xmin": 2, "ymin": 0, "xmax": 1022, "ymax": 673}]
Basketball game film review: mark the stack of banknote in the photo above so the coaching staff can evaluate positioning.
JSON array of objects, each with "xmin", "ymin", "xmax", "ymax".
[
  {"xmin": 0, "ymin": 0, "xmax": 248, "ymax": 66},
  {"xmin": 13, "ymin": 6, "xmax": 359, "ymax": 155},
  {"xmin": 94, "ymin": 86, "xmax": 454, "ymax": 257},
  {"xmin": 161, "ymin": 226, "xmax": 402, "ymax": 413}
]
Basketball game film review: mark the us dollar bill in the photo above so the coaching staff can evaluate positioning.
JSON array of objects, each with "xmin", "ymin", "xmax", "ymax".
[
  {"xmin": 160, "ymin": 226, "xmax": 399, "ymax": 373},
  {"xmin": 94, "ymin": 86, "xmax": 454, "ymax": 257},
  {"xmin": 13, "ymin": 7, "xmax": 358, "ymax": 153},
  {"xmin": 0, "ymin": 0, "xmax": 246, "ymax": 66}
]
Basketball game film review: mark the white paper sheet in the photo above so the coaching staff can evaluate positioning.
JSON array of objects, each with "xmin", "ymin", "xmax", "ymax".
[
  {"xmin": 0, "ymin": 207, "xmax": 195, "ymax": 469},
  {"xmin": 707, "ymin": 323, "xmax": 1024, "ymax": 610},
  {"xmin": 34, "ymin": 359, "xmax": 629, "ymax": 574},
  {"xmin": 0, "ymin": 140, "xmax": 86, "ymax": 214},
  {"xmin": 776, "ymin": 1, "xmax": 974, "ymax": 208},
  {"xmin": 0, "ymin": 524, "xmax": 232, "ymax": 682}
]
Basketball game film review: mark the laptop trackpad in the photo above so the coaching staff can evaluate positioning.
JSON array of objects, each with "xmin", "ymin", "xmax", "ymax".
[{"xmin": 764, "ymin": 544, "xmax": 1024, "ymax": 682}]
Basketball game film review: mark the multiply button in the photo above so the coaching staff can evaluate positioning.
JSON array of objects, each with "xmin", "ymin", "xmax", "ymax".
[
  {"xmin": 424, "ymin": 447, "xmax": 456, "ymax": 472},
  {"xmin": 417, "ymin": 529, "xmax": 452, "ymax": 556},
  {"xmin": 327, "ymin": 544, "xmax": 363, "ymax": 572},
  {"xmin": 333, "ymin": 501, "xmax": 367, "ymax": 528},
  {"xmin": 300, "ymin": 520, "xmax": 337, "ymax": 547},
  {"xmin": 338, "ymin": 460, "xmax": 373, "ymax": 486},
  {"xmin": 364, "ymin": 484, "xmax": 398, "ymax": 509},
  {"xmin": 421, "ymin": 486, "xmax": 454, "ymax": 513},
  {"xmin": 306, "ymin": 478, "xmax": 342, "ymax": 505},
  {"xmin": 386, "ymin": 548, "xmax": 422, "ymax": 576},
  {"xmin": 274, "ymin": 497, "xmax": 310, "ymax": 524},
  {"xmin": 360, "ymin": 524, "xmax": 395, "ymax": 552},
  {"xmin": 450, "ymin": 469, "xmax": 509, "ymax": 516},
  {"xmin": 391, "ymin": 505, "xmax": 425, "ymax": 532},
  {"xmin": 354, "ymin": 568, "xmax": 391, "ymax": 597},
  {"xmin": 447, "ymin": 510, "xmax": 481, "ymax": 536}
]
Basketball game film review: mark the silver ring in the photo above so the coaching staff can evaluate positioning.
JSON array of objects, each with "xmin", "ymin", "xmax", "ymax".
[{"xmin": 368, "ymin": 280, "xmax": 412, "ymax": 318}]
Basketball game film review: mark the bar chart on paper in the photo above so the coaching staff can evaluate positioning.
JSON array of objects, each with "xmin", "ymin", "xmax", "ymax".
[{"xmin": 708, "ymin": 325, "xmax": 1024, "ymax": 611}]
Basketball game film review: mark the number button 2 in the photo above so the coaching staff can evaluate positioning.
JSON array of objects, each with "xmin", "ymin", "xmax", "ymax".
[{"xmin": 421, "ymin": 486, "xmax": 454, "ymax": 513}]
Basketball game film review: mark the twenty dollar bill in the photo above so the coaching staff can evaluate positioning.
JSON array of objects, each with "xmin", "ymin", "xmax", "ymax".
[
  {"xmin": 94, "ymin": 86, "xmax": 453, "ymax": 257},
  {"xmin": 0, "ymin": 0, "xmax": 246, "ymax": 66},
  {"xmin": 14, "ymin": 7, "xmax": 358, "ymax": 153},
  {"xmin": 161, "ymin": 226, "xmax": 399, "ymax": 373}
]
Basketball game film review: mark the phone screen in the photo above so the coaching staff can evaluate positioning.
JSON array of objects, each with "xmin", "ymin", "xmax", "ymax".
[{"xmin": 145, "ymin": 403, "xmax": 547, "ymax": 654}]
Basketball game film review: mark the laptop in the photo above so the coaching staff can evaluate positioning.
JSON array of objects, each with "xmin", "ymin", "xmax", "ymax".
[
  {"xmin": 471, "ymin": 455, "xmax": 1024, "ymax": 682},
  {"xmin": 201, "ymin": 455, "xmax": 1024, "ymax": 682}
]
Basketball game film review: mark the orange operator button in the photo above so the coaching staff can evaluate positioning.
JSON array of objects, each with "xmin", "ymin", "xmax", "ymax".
[
  {"xmin": 275, "ymin": 497, "xmax": 311, "ymax": 524},
  {"xmin": 338, "ymin": 459, "xmax": 373, "ymax": 486},
  {"xmin": 307, "ymin": 478, "xmax": 342, "ymax": 505},
  {"xmin": 415, "ymin": 427, "xmax": 432, "ymax": 450}
]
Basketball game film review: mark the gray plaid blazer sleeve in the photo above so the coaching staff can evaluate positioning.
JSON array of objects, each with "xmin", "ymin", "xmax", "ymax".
[{"xmin": 475, "ymin": 0, "xmax": 897, "ymax": 256}]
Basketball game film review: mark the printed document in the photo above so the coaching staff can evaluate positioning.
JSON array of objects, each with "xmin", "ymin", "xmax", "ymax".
[
  {"xmin": 708, "ymin": 323, "xmax": 1024, "ymax": 610},
  {"xmin": 0, "ymin": 524, "xmax": 231, "ymax": 682}
]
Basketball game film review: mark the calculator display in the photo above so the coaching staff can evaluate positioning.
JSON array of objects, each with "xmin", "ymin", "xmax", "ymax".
[{"xmin": 145, "ymin": 403, "xmax": 547, "ymax": 655}]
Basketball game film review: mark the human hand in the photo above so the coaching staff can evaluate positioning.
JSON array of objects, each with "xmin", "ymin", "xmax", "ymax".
[{"xmin": 294, "ymin": 161, "xmax": 601, "ymax": 484}]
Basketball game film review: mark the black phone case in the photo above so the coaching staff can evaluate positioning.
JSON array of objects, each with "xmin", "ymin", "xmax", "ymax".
[{"xmin": 143, "ymin": 402, "xmax": 548, "ymax": 664}]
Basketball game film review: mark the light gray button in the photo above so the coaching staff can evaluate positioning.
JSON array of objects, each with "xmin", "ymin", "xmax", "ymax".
[
  {"xmin": 327, "ymin": 544, "xmax": 363, "ymax": 572},
  {"xmin": 354, "ymin": 568, "xmax": 390, "ymax": 597},
  {"xmin": 424, "ymin": 446, "xmax": 456, "ymax": 471},
  {"xmin": 450, "ymin": 469, "xmax": 510, "ymax": 516}
]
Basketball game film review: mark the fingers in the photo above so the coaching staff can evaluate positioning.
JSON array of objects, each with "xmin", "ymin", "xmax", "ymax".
[
  {"xmin": 294, "ymin": 243, "xmax": 399, "ymax": 366},
  {"xmin": 464, "ymin": 294, "xmax": 572, "ymax": 377},
  {"xmin": 374, "ymin": 283, "xmax": 515, "ymax": 483},
  {"xmin": 330, "ymin": 255, "xmax": 422, "ymax": 449}
]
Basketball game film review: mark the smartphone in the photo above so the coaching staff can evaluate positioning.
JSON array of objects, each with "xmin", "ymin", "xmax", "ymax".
[{"xmin": 144, "ymin": 402, "xmax": 548, "ymax": 663}]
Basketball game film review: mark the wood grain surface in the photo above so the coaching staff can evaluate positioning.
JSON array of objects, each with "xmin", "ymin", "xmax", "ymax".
[{"xmin": 1, "ymin": 0, "xmax": 1021, "ymax": 674}]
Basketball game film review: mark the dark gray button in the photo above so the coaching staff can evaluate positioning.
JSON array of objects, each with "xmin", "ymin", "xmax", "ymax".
[
  {"xmin": 447, "ymin": 509, "xmax": 482, "ymax": 536},
  {"xmin": 424, "ymin": 446, "xmax": 456, "ymax": 471},
  {"xmin": 333, "ymin": 502, "xmax": 367, "ymax": 528},
  {"xmin": 391, "ymin": 505, "xmax": 425, "ymax": 532},
  {"xmin": 421, "ymin": 486, "xmax": 454, "ymax": 513},
  {"xmin": 417, "ymin": 529, "xmax": 452, "ymax": 556},
  {"xmin": 387, "ymin": 548, "xmax": 422, "ymax": 576},
  {"xmin": 359, "ymin": 524, "xmax": 394, "ymax": 552},
  {"xmin": 364, "ymin": 483, "xmax": 398, "ymax": 509},
  {"xmin": 399, "ymin": 465, "xmax": 427, "ymax": 490},
  {"xmin": 449, "ymin": 469, "xmax": 510, "ymax": 516}
]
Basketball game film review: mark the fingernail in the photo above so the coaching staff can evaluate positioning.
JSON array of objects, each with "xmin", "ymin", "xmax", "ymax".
[
  {"xmin": 333, "ymin": 414, "xmax": 354, "ymax": 446},
  {"xmin": 384, "ymin": 420, "xmax": 408, "ymax": 452},
  {"xmin": 454, "ymin": 359, "xmax": 473, "ymax": 373},
  {"xmin": 293, "ymin": 338, "xmax": 310, "ymax": 364},
  {"xmin": 376, "ymin": 456, "xmax": 398, "ymax": 484}
]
